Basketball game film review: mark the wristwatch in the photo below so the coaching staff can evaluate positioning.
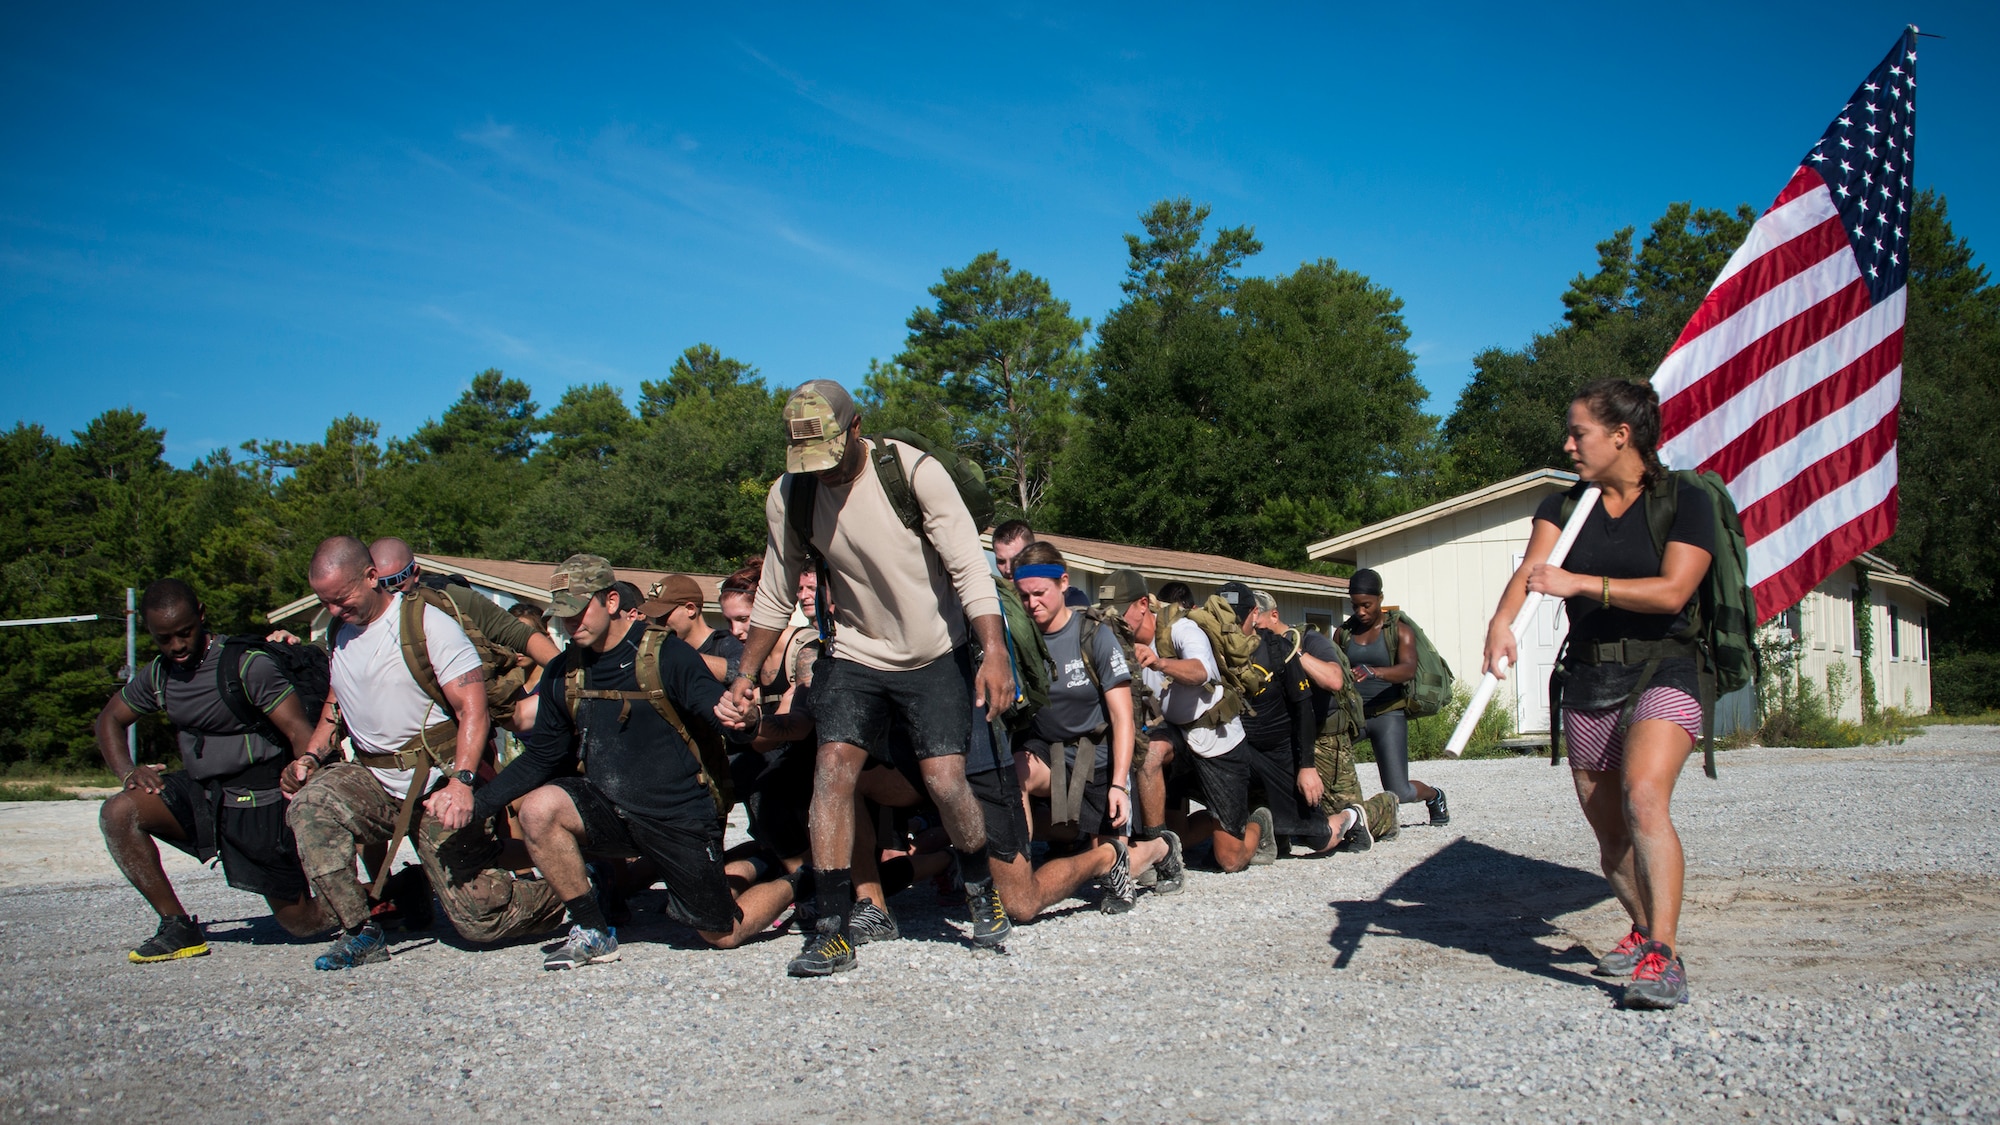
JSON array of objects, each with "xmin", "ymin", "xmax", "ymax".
[{"xmin": 451, "ymin": 769, "xmax": 481, "ymax": 788}]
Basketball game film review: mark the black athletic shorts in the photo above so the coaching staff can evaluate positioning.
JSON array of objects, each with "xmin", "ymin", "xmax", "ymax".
[
  {"xmin": 813, "ymin": 649, "xmax": 971, "ymax": 762},
  {"xmin": 1182, "ymin": 740, "xmax": 1253, "ymax": 837},
  {"xmin": 1019, "ymin": 738, "xmax": 1121, "ymax": 839},
  {"xmin": 966, "ymin": 764, "xmax": 1029, "ymax": 864},
  {"xmin": 157, "ymin": 769, "xmax": 310, "ymax": 901},
  {"xmin": 550, "ymin": 777, "xmax": 740, "ymax": 933},
  {"xmin": 731, "ymin": 744, "xmax": 814, "ymax": 861}
]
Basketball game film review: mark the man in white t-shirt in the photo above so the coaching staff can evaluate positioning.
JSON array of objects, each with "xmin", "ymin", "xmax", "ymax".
[
  {"xmin": 1130, "ymin": 582, "xmax": 1269, "ymax": 873},
  {"xmin": 285, "ymin": 537, "xmax": 564, "ymax": 971}
]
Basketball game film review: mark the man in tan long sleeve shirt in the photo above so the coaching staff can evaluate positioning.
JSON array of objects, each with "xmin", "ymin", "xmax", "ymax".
[{"xmin": 720, "ymin": 380, "xmax": 1015, "ymax": 978}]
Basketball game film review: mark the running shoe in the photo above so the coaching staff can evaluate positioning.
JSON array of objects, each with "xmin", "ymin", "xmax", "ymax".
[
  {"xmin": 787, "ymin": 920, "xmax": 857, "ymax": 977},
  {"xmin": 1151, "ymin": 829, "xmax": 1186, "ymax": 895},
  {"xmin": 127, "ymin": 914, "xmax": 208, "ymax": 964},
  {"xmin": 1100, "ymin": 840, "xmax": 1137, "ymax": 915},
  {"xmin": 846, "ymin": 899, "xmax": 901, "ymax": 945},
  {"xmin": 1426, "ymin": 786, "xmax": 1450, "ymax": 826},
  {"xmin": 313, "ymin": 923, "xmax": 390, "ymax": 971},
  {"xmin": 1337, "ymin": 805, "xmax": 1373, "ymax": 853},
  {"xmin": 543, "ymin": 924, "xmax": 620, "ymax": 970},
  {"xmin": 1248, "ymin": 808, "xmax": 1277, "ymax": 866},
  {"xmin": 965, "ymin": 877, "xmax": 1012, "ymax": 947},
  {"xmin": 1593, "ymin": 926, "xmax": 1651, "ymax": 977},
  {"xmin": 1621, "ymin": 941, "xmax": 1689, "ymax": 1009}
]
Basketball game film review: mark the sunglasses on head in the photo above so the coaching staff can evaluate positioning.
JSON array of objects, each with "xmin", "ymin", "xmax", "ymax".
[{"xmin": 376, "ymin": 560, "xmax": 419, "ymax": 590}]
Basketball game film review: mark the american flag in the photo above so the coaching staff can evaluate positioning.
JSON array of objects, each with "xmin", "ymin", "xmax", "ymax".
[{"xmin": 1655, "ymin": 28, "xmax": 1917, "ymax": 622}]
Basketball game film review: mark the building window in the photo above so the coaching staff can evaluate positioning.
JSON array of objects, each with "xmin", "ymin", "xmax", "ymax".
[
  {"xmin": 1304, "ymin": 612, "xmax": 1333, "ymax": 637},
  {"xmin": 1888, "ymin": 605, "xmax": 1900, "ymax": 659},
  {"xmin": 1851, "ymin": 588, "xmax": 1863, "ymax": 651},
  {"xmin": 1922, "ymin": 615, "xmax": 1929, "ymax": 662},
  {"xmin": 1783, "ymin": 605, "xmax": 1803, "ymax": 640}
]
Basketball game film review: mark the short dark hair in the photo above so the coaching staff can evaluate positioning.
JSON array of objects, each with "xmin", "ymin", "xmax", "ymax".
[
  {"xmin": 991, "ymin": 519, "xmax": 1036, "ymax": 547},
  {"xmin": 611, "ymin": 581, "xmax": 644, "ymax": 613},
  {"xmin": 139, "ymin": 578, "xmax": 201, "ymax": 622},
  {"xmin": 1157, "ymin": 581, "xmax": 1195, "ymax": 610}
]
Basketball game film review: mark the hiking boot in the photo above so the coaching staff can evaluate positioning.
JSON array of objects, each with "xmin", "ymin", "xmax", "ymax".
[
  {"xmin": 1337, "ymin": 805, "xmax": 1373, "ymax": 853},
  {"xmin": 1100, "ymin": 840, "xmax": 1137, "ymax": 915},
  {"xmin": 787, "ymin": 920, "xmax": 857, "ymax": 977},
  {"xmin": 1248, "ymin": 808, "xmax": 1277, "ymax": 866},
  {"xmin": 1594, "ymin": 926, "xmax": 1651, "ymax": 977},
  {"xmin": 965, "ymin": 877, "xmax": 1012, "ymax": 947},
  {"xmin": 847, "ymin": 899, "xmax": 900, "ymax": 945},
  {"xmin": 543, "ymin": 924, "xmax": 620, "ymax": 970},
  {"xmin": 1621, "ymin": 941, "xmax": 1690, "ymax": 1009},
  {"xmin": 128, "ymin": 914, "xmax": 208, "ymax": 964},
  {"xmin": 1151, "ymin": 829, "xmax": 1186, "ymax": 895},
  {"xmin": 313, "ymin": 923, "xmax": 389, "ymax": 971},
  {"xmin": 1426, "ymin": 787, "xmax": 1450, "ymax": 826}
]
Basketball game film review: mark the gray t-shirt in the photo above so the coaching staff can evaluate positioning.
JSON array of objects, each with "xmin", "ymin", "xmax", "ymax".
[
  {"xmin": 1030, "ymin": 612, "xmax": 1131, "ymax": 769},
  {"xmin": 121, "ymin": 636, "xmax": 294, "ymax": 795}
]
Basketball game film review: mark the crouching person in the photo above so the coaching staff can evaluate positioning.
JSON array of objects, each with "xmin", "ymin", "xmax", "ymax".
[
  {"xmin": 95, "ymin": 579, "xmax": 333, "ymax": 962},
  {"xmin": 469, "ymin": 555, "xmax": 790, "ymax": 970},
  {"xmin": 286, "ymin": 537, "xmax": 565, "ymax": 971}
]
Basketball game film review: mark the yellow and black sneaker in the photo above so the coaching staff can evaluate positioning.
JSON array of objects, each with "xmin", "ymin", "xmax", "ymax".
[
  {"xmin": 787, "ymin": 919, "xmax": 856, "ymax": 977},
  {"xmin": 128, "ymin": 914, "xmax": 208, "ymax": 964}
]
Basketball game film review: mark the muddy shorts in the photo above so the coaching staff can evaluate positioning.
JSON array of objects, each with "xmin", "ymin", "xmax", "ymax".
[
  {"xmin": 550, "ymin": 777, "xmax": 739, "ymax": 934},
  {"xmin": 812, "ymin": 649, "xmax": 971, "ymax": 762},
  {"xmin": 157, "ymin": 769, "xmax": 309, "ymax": 901}
]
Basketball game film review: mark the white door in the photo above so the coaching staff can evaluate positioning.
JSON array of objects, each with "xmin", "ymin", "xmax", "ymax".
[{"xmin": 1511, "ymin": 552, "xmax": 1568, "ymax": 734}]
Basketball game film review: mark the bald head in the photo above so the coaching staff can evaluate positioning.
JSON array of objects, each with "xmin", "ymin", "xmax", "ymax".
[
  {"xmin": 310, "ymin": 536, "xmax": 373, "ymax": 583},
  {"xmin": 370, "ymin": 537, "xmax": 415, "ymax": 574}
]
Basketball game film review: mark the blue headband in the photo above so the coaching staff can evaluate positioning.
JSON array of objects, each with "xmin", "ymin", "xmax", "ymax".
[{"xmin": 1012, "ymin": 564, "xmax": 1067, "ymax": 581}]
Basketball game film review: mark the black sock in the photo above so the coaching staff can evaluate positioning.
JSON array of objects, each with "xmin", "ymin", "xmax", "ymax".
[
  {"xmin": 815, "ymin": 868, "xmax": 853, "ymax": 930},
  {"xmin": 1132, "ymin": 823, "xmax": 1163, "ymax": 843},
  {"xmin": 565, "ymin": 892, "xmax": 608, "ymax": 933},
  {"xmin": 956, "ymin": 845, "xmax": 991, "ymax": 885},
  {"xmin": 788, "ymin": 867, "xmax": 816, "ymax": 902},
  {"xmin": 880, "ymin": 857, "xmax": 916, "ymax": 898}
]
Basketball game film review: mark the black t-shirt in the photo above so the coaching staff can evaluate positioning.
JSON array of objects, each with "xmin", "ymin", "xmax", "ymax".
[
  {"xmin": 1237, "ymin": 629, "xmax": 1315, "ymax": 770},
  {"xmin": 1298, "ymin": 628, "xmax": 1343, "ymax": 728},
  {"xmin": 1534, "ymin": 482, "xmax": 1717, "ymax": 711},
  {"xmin": 475, "ymin": 628, "xmax": 733, "ymax": 826},
  {"xmin": 697, "ymin": 629, "xmax": 745, "ymax": 683}
]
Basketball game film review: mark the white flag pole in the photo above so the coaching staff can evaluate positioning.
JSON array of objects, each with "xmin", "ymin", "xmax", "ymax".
[{"xmin": 1443, "ymin": 486, "xmax": 1602, "ymax": 757}]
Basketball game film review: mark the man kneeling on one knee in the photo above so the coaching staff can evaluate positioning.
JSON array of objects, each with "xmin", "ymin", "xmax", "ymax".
[{"xmin": 464, "ymin": 555, "xmax": 788, "ymax": 970}]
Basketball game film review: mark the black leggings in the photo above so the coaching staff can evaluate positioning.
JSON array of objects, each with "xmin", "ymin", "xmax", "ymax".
[{"xmin": 1358, "ymin": 711, "xmax": 1419, "ymax": 802}]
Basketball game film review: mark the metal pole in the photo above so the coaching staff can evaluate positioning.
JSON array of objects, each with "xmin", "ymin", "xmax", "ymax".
[{"xmin": 126, "ymin": 587, "xmax": 138, "ymax": 761}]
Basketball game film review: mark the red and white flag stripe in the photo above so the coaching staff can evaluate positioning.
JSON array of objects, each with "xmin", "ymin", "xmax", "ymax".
[{"xmin": 1655, "ymin": 31, "xmax": 1916, "ymax": 622}]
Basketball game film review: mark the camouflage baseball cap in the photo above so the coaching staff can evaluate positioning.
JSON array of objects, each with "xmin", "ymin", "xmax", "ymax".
[
  {"xmin": 783, "ymin": 379, "xmax": 857, "ymax": 474},
  {"xmin": 547, "ymin": 553, "xmax": 615, "ymax": 617},
  {"xmin": 1096, "ymin": 567, "xmax": 1150, "ymax": 609}
]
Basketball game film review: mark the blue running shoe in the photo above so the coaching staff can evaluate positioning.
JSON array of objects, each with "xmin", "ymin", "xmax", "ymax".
[{"xmin": 313, "ymin": 923, "xmax": 389, "ymax": 971}]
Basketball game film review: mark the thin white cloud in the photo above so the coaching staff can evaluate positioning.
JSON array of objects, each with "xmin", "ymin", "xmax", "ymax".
[{"xmin": 418, "ymin": 303, "xmax": 636, "ymax": 386}]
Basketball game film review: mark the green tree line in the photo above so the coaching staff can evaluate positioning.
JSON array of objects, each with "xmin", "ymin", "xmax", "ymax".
[{"xmin": 6, "ymin": 194, "xmax": 1995, "ymax": 768}]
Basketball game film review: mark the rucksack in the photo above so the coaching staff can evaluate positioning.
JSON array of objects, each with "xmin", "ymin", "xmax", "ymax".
[
  {"xmin": 1154, "ymin": 594, "xmax": 1264, "ymax": 728},
  {"xmin": 1076, "ymin": 606, "xmax": 1163, "ymax": 730},
  {"xmin": 1335, "ymin": 609, "xmax": 1453, "ymax": 719},
  {"xmin": 398, "ymin": 586, "xmax": 529, "ymax": 728},
  {"xmin": 1555, "ymin": 469, "xmax": 1759, "ymax": 778},
  {"xmin": 565, "ymin": 628, "xmax": 736, "ymax": 818},
  {"xmin": 216, "ymin": 637, "xmax": 331, "ymax": 752},
  {"xmin": 785, "ymin": 434, "xmax": 1047, "ymax": 732}
]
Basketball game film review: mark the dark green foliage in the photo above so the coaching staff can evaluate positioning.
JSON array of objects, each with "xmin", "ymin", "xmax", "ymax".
[{"xmin": 1931, "ymin": 652, "xmax": 2000, "ymax": 715}]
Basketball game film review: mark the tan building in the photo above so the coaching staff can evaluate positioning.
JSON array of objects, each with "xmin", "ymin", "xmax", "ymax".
[{"xmin": 1305, "ymin": 469, "xmax": 1946, "ymax": 734}]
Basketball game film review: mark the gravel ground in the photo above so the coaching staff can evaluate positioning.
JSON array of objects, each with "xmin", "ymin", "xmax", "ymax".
[{"xmin": 2, "ymin": 727, "xmax": 1996, "ymax": 1123}]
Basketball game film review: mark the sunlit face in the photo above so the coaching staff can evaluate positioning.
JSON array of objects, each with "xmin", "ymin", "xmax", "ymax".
[
  {"xmin": 662, "ymin": 601, "xmax": 701, "ymax": 639},
  {"xmin": 994, "ymin": 536, "xmax": 1031, "ymax": 580},
  {"xmin": 313, "ymin": 568, "xmax": 385, "ymax": 628},
  {"xmin": 719, "ymin": 592, "xmax": 754, "ymax": 641},
  {"xmin": 1123, "ymin": 597, "xmax": 1156, "ymax": 646},
  {"xmin": 564, "ymin": 591, "xmax": 620, "ymax": 650},
  {"xmin": 796, "ymin": 569, "xmax": 817, "ymax": 604},
  {"xmin": 1350, "ymin": 593, "xmax": 1383, "ymax": 632},
  {"xmin": 1016, "ymin": 575, "xmax": 1068, "ymax": 631},
  {"xmin": 144, "ymin": 603, "xmax": 207, "ymax": 667},
  {"xmin": 1565, "ymin": 399, "xmax": 1631, "ymax": 483}
]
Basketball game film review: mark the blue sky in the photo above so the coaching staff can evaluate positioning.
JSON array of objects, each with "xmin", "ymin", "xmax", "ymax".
[{"xmin": 4, "ymin": 3, "xmax": 1995, "ymax": 464}]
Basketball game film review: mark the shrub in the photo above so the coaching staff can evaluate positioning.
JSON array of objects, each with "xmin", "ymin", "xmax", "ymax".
[{"xmin": 1932, "ymin": 652, "xmax": 2000, "ymax": 715}]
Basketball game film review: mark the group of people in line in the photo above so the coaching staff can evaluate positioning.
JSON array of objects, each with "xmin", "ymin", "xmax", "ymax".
[{"xmin": 93, "ymin": 376, "xmax": 1711, "ymax": 1011}]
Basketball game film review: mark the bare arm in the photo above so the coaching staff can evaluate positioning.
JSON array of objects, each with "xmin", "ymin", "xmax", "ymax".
[
  {"xmin": 1298, "ymin": 649, "xmax": 1344, "ymax": 693},
  {"xmin": 1364, "ymin": 621, "xmax": 1420, "ymax": 686},
  {"xmin": 1482, "ymin": 517, "xmax": 1564, "ymax": 678},
  {"xmin": 94, "ymin": 695, "xmax": 153, "ymax": 791},
  {"xmin": 424, "ymin": 667, "xmax": 489, "ymax": 830},
  {"xmin": 1103, "ymin": 683, "xmax": 1135, "ymax": 827},
  {"xmin": 524, "ymin": 632, "xmax": 559, "ymax": 668},
  {"xmin": 720, "ymin": 624, "xmax": 786, "ymax": 728},
  {"xmin": 970, "ymin": 613, "xmax": 1015, "ymax": 722},
  {"xmin": 1529, "ymin": 542, "xmax": 1713, "ymax": 615}
]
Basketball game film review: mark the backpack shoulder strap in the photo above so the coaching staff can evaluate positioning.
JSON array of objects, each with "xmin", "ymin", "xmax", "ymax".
[
  {"xmin": 214, "ymin": 637, "xmax": 267, "ymax": 734},
  {"xmin": 634, "ymin": 630, "xmax": 730, "ymax": 812},
  {"xmin": 1380, "ymin": 610, "xmax": 1403, "ymax": 665},
  {"xmin": 786, "ymin": 473, "xmax": 821, "ymax": 560},
  {"xmin": 147, "ymin": 654, "xmax": 169, "ymax": 710},
  {"xmin": 1556, "ymin": 478, "xmax": 1593, "ymax": 524},
  {"xmin": 868, "ymin": 437, "xmax": 925, "ymax": 532},
  {"xmin": 1643, "ymin": 471, "xmax": 1681, "ymax": 560},
  {"xmin": 398, "ymin": 593, "xmax": 453, "ymax": 715}
]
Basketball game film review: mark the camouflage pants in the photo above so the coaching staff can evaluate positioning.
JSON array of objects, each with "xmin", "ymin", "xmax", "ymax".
[
  {"xmin": 286, "ymin": 763, "xmax": 564, "ymax": 941},
  {"xmin": 1313, "ymin": 729, "xmax": 1400, "ymax": 840}
]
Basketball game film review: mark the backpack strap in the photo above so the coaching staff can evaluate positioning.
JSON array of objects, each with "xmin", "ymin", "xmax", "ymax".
[
  {"xmin": 867, "ymin": 437, "xmax": 926, "ymax": 532},
  {"xmin": 785, "ymin": 474, "xmax": 834, "ymax": 645},
  {"xmin": 1640, "ymin": 472, "xmax": 1719, "ymax": 777},
  {"xmin": 1044, "ymin": 725, "xmax": 1105, "ymax": 837},
  {"xmin": 565, "ymin": 630, "xmax": 731, "ymax": 818},
  {"xmin": 214, "ymin": 637, "xmax": 284, "ymax": 748},
  {"xmin": 398, "ymin": 593, "xmax": 454, "ymax": 717}
]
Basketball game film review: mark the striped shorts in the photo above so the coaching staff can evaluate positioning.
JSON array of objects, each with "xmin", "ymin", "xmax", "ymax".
[{"xmin": 1564, "ymin": 687, "xmax": 1702, "ymax": 773}]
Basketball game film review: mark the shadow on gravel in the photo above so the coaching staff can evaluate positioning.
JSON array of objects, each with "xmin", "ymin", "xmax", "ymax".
[
  {"xmin": 199, "ymin": 914, "xmax": 328, "ymax": 946},
  {"xmin": 1327, "ymin": 839, "xmax": 1616, "ymax": 993}
]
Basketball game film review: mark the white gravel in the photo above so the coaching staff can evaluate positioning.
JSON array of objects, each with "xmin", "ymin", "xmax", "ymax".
[{"xmin": 2, "ymin": 726, "xmax": 1996, "ymax": 1122}]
